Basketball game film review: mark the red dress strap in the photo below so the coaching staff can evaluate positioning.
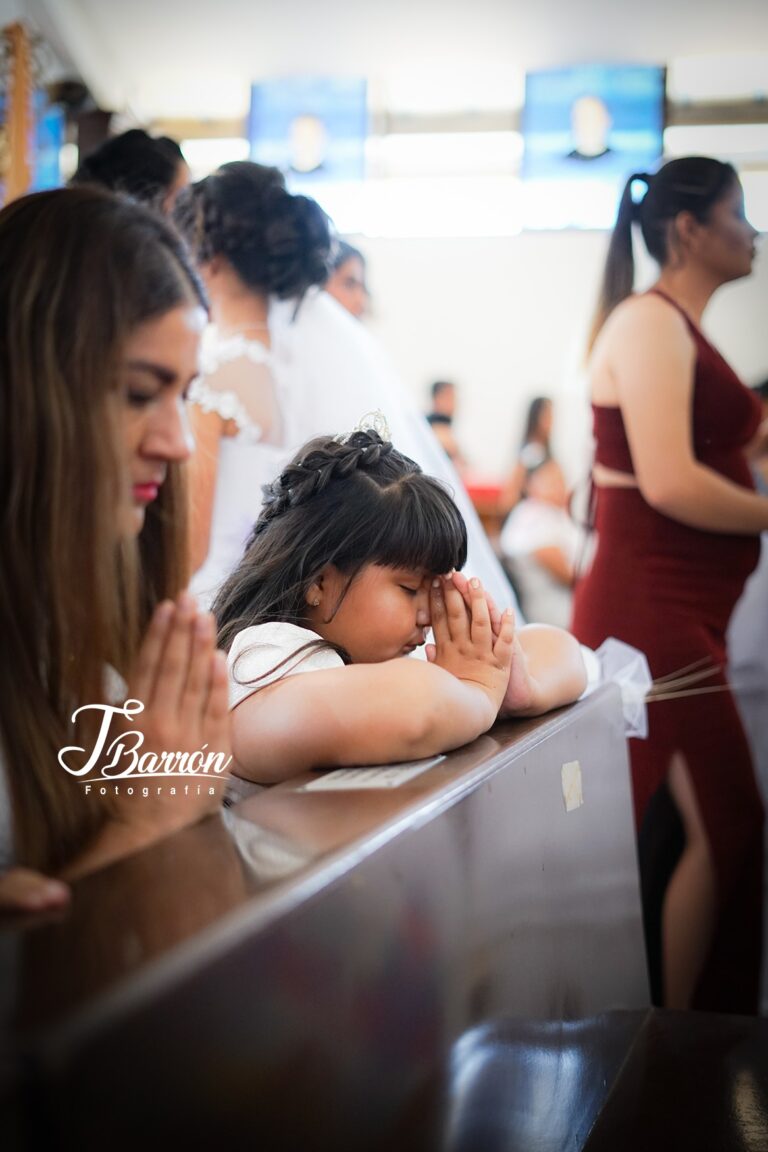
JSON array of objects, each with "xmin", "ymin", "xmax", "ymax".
[{"xmin": 645, "ymin": 287, "xmax": 699, "ymax": 334}]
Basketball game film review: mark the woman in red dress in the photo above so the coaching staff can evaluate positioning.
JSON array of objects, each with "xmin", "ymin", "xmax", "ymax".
[{"xmin": 572, "ymin": 157, "xmax": 768, "ymax": 1012}]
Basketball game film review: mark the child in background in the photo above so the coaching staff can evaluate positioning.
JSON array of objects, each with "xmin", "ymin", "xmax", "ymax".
[
  {"xmin": 214, "ymin": 429, "xmax": 586, "ymax": 797},
  {"xmin": 500, "ymin": 458, "xmax": 581, "ymax": 629}
]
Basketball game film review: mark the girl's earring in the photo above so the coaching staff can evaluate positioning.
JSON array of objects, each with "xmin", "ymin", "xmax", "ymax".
[{"xmin": 306, "ymin": 580, "xmax": 322, "ymax": 608}]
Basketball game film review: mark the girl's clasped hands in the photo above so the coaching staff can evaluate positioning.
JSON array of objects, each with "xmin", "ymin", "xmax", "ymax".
[{"xmin": 427, "ymin": 572, "xmax": 515, "ymax": 722}]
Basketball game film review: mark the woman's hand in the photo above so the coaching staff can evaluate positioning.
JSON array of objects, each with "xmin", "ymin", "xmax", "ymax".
[
  {"xmin": 63, "ymin": 592, "xmax": 231, "ymax": 880},
  {"xmin": 0, "ymin": 868, "xmax": 70, "ymax": 914},
  {"xmin": 427, "ymin": 574, "xmax": 514, "ymax": 716},
  {"xmin": 118, "ymin": 591, "xmax": 231, "ymax": 827}
]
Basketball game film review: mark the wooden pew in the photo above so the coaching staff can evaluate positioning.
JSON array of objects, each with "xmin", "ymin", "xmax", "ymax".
[{"xmin": 1, "ymin": 684, "xmax": 648, "ymax": 1148}]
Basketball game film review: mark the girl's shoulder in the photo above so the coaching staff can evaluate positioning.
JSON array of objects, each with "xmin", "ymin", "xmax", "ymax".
[
  {"xmin": 228, "ymin": 622, "xmax": 344, "ymax": 710},
  {"xmin": 229, "ymin": 620, "xmax": 324, "ymax": 661}
]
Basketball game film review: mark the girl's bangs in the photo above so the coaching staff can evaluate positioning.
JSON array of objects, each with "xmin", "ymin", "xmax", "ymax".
[{"xmin": 372, "ymin": 478, "xmax": 467, "ymax": 575}]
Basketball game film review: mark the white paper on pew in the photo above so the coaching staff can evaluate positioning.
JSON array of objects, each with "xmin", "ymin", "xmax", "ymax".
[
  {"xmin": 301, "ymin": 757, "xmax": 446, "ymax": 791},
  {"xmin": 561, "ymin": 760, "xmax": 584, "ymax": 812}
]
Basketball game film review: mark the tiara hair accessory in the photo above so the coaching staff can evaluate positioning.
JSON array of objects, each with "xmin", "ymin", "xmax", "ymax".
[{"xmin": 351, "ymin": 410, "xmax": 391, "ymax": 440}]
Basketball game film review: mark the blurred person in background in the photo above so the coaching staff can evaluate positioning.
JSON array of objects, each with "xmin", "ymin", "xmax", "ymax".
[
  {"xmin": 72, "ymin": 128, "xmax": 190, "ymax": 212},
  {"xmin": 500, "ymin": 395, "xmax": 555, "ymax": 514},
  {"xmin": 325, "ymin": 239, "xmax": 369, "ymax": 319},
  {"xmin": 426, "ymin": 380, "xmax": 469, "ymax": 475},
  {"xmin": 500, "ymin": 458, "xmax": 581, "ymax": 629}
]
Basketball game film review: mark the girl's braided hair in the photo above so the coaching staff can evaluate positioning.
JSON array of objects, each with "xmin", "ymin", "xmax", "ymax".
[
  {"xmin": 214, "ymin": 429, "xmax": 467, "ymax": 655},
  {"xmin": 254, "ymin": 430, "xmax": 394, "ymax": 537}
]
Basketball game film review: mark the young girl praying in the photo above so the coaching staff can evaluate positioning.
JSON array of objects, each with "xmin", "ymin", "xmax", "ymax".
[{"xmin": 214, "ymin": 429, "xmax": 587, "ymax": 795}]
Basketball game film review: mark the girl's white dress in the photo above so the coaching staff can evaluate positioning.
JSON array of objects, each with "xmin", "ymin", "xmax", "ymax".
[{"xmin": 226, "ymin": 621, "xmax": 340, "ymax": 806}]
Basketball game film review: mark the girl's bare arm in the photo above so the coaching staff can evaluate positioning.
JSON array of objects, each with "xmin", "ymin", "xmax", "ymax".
[{"xmin": 231, "ymin": 579, "xmax": 514, "ymax": 783}]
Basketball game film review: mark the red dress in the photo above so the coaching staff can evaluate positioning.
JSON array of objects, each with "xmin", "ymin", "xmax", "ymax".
[{"xmin": 571, "ymin": 289, "xmax": 764, "ymax": 1013}]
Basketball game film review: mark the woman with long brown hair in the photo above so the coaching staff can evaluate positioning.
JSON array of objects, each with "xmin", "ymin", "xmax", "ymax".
[
  {"xmin": 571, "ymin": 157, "xmax": 767, "ymax": 1012},
  {"xmin": 0, "ymin": 186, "xmax": 230, "ymax": 910}
]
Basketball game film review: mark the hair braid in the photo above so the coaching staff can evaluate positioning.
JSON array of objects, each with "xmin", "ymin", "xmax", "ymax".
[
  {"xmin": 252, "ymin": 431, "xmax": 397, "ymax": 539},
  {"xmin": 214, "ymin": 428, "xmax": 467, "ymax": 653}
]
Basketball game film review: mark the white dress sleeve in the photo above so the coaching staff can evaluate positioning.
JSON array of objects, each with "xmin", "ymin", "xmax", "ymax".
[
  {"xmin": 187, "ymin": 375, "xmax": 258, "ymax": 434},
  {"xmin": 228, "ymin": 621, "xmax": 344, "ymax": 710}
]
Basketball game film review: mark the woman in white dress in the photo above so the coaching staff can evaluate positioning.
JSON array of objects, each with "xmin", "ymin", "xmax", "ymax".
[{"xmin": 174, "ymin": 163, "xmax": 331, "ymax": 606}]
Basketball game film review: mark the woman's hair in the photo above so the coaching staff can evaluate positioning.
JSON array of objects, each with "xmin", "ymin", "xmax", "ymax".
[
  {"xmin": 154, "ymin": 135, "xmax": 186, "ymax": 167},
  {"xmin": 330, "ymin": 239, "xmax": 365, "ymax": 272},
  {"xmin": 71, "ymin": 129, "xmax": 186, "ymax": 208},
  {"xmin": 0, "ymin": 185, "xmax": 206, "ymax": 871},
  {"xmin": 173, "ymin": 160, "xmax": 331, "ymax": 300},
  {"xmin": 521, "ymin": 396, "xmax": 552, "ymax": 448},
  {"xmin": 589, "ymin": 156, "xmax": 738, "ymax": 346},
  {"xmin": 214, "ymin": 429, "xmax": 467, "ymax": 656}
]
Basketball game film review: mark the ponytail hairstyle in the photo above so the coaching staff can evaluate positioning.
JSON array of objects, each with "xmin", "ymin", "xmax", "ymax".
[
  {"xmin": 588, "ymin": 155, "xmax": 739, "ymax": 348},
  {"xmin": 214, "ymin": 429, "xmax": 467, "ymax": 657},
  {"xmin": 0, "ymin": 186, "xmax": 206, "ymax": 871},
  {"xmin": 173, "ymin": 160, "xmax": 331, "ymax": 301}
]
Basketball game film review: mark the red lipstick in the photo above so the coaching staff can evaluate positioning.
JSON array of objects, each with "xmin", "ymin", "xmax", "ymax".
[{"xmin": 132, "ymin": 483, "xmax": 160, "ymax": 504}]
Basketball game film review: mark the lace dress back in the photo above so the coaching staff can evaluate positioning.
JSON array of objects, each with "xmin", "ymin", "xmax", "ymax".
[{"xmin": 189, "ymin": 333, "xmax": 288, "ymax": 607}]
